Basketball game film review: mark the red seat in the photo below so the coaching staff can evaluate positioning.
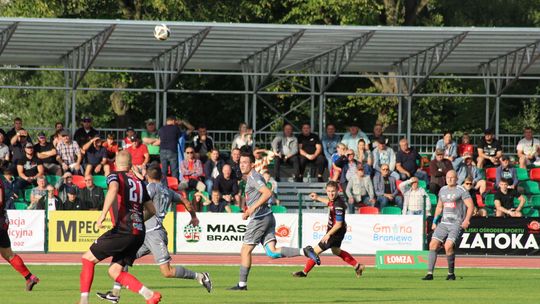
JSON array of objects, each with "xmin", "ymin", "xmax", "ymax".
[
  {"xmin": 395, "ymin": 180, "xmax": 403, "ymax": 194},
  {"xmin": 72, "ymin": 175, "xmax": 86, "ymax": 189},
  {"xmin": 176, "ymin": 204, "xmax": 186, "ymax": 212},
  {"xmin": 485, "ymin": 168, "xmax": 497, "ymax": 181},
  {"xmin": 476, "ymin": 194, "xmax": 485, "ymax": 208},
  {"xmin": 486, "ymin": 181, "xmax": 495, "ymax": 193},
  {"xmin": 166, "ymin": 176, "xmax": 179, "ymax": 191},
  {"xmin": 530, "ymin": 168, "xmax": 540, "ymax": 181},
  {"xmin": 423, "ymin": 166, "xmax": 430, "ymax": 177},
  {"xmin": 359, "ymin": 206, "xmax": 379, "ymax": 214}
]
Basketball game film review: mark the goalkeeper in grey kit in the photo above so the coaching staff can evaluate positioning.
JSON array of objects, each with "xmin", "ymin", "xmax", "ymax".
[{"xmin": 96, "ymin": 166, "xmax": 212, "ymax": 304}]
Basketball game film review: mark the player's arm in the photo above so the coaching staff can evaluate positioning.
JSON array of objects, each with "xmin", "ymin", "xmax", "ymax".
[
  {"xmin": 173, "ymin": 191, "xmax": 199, "ymax": 226},
  {"xmin": 97, "ymin": 180, "xmax": 118, "ymax": 228},
  {"xmin": 309, "ymin": 192, "xmax": 330, "ymax": 205},
  {"xmin": 431, "ymin": 199, "xmax": 443, "ymax": 230},
  {"xmin": 143, "ymin": 199, "xmax": 157, "ymax": 221},
  {"xmin": 462, "ymin": 197, "xmax": 474, "ymax": 229}
]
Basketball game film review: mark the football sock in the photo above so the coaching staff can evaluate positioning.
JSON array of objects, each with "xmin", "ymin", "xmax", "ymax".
[
  {"xmin": 115, "ymin": 271, "xmax": 143, "ymax": 295},
  {"xmin": 303, "ymin": 258, "xmax": 316, "ymax": 274},
  {"xmin": 175, "ymin": 266, "xmax": 197, "ymax": 279},
  {"xmin": 239, "ymin": 266, "xmax": 250, "ymax": 286},
  {"xmin": 138, "ymin": 286, "xmax": 154, "ymax": 300},
  {"xmin": 428, "ymin": 250, "xmax": 437, "ymax": 273},
  {"xmin": 280, "ymin": 247, "xmax": 301, "ymax": 257},
  {"xmin": 80, "ymin": 258, "xmax": 95, "ymax": 293},
  {"xmin": 338, "ymin": 250, "xmax": 358, "ymax": 267},
  {"xmin": 447, "ymin": 254, "xmax": 455, "ymax": 274},
  {"xmin": 112, "ymin": 283, "xmax": 122, "ymax": 296},
  {"xmin": 9, "ymin": 255, "xmax": 31, "ymax": 279}
]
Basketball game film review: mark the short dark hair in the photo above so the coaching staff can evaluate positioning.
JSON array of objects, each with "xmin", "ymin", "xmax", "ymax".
[
  {"xmin": 326, "ymin": 181, "xmax": 339, "ymax": 190},
  {"xmin": 326, "ymin": 123, "xmax": 335, "ymax": 129},
  {"xmin": 240, "ymin": 152, "xmax": 255, "ymax": 163},
  {"xmin": 14, "ymin": 117, "xmax": 22, "ymax": 122},
  {"xmin": 500, "ymin": 178, "xmax": 513, "ymax": 185},
  {"xmin": 283, "ymin": 123, "xmax": 293, "ymax": 130},
  {"xmin": 443, "ymin": 130, "xmax": 453, "ymax": 136},
  {"xmin": 147, "ymin": 166, "xmax": 162, "ymax": 180}
]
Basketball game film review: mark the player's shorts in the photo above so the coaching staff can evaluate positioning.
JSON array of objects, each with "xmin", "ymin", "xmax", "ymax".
[
  {"xmin": 318, "ymin": 230, "xmax": 346, "ymax": 252},
  {"xmin": 90, "ymin": 230, "xmax": 145, "ymax": 267},
  {"xmin": 136, "ymin": 229, "xmax": 171, "ymax": 265},
  {"xmin": 243, "ymin": 214, "xmax": 276, "ymax": 245},
  {"xmin": 0, "ymin": 215, "xmax": 10, "ymax": 248},
  {"xmin": 432, "ymin": 222, "xmax": 463, "ymax": 244}
]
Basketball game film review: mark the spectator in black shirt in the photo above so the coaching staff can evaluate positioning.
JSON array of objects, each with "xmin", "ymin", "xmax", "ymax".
[
  {"xmin": 9, "ymin": 128, "xmax": 32, "ymax": 171},
  {"xmin": 6, "ymin": 117, "xmax": 27, "ymax": 145},
  {"xmin": 34, "ymin": 132, "xmax": 62, "ymax": 176},
  {"xmin": 477, "ymin": 128, "xmax": 503, "ymax": 169},
  {"xmin": 73, "ymin": 116, "xmax": 99, "ymax": 147},
  {"xmin": 495, "ymin": 178, "xmax": 525, "ymax": 217},
  {"xmin": 205, "ymin": 190, "xmax": 231, "ymax": 213},
  {"xmin": 13, "ymin": 142, "xmax": 44, "ymax": 198},
  {"xmin": 63, "ymin": 186, "xmax": 89, "ymax": 210},
  {"xmin": 157, "ymin": 116, "xmax": 194, "ymax": 180},
  {"xmin": 78, "ymin": 174, "xmax": 104, "ymax": 210},
  {"xmin": 204, "ymin": 149, "xmax": 224, "ymax": 193},
  {"xmin": 396, "ymin": 138, "xmax": 428, "ymax": 182},
  {"xmin": 193, "ymin": 125, "xmax": 214, "ymax": 164},
  {"xmin": 227, "ymin": 148, "xmax": 242, "ymax": 181},
  {"xmin": 213, "ymin": 164, "xmax": 240, "ymax": 205},
  {"xmin": 297, "ymin": 123, "xmax": 325, "ymax": 182}
]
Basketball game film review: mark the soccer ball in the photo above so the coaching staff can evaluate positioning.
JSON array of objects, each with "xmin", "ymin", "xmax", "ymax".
[{"xmin": 154, "ymin": 24, "xmax": 170, "ymax": 41}]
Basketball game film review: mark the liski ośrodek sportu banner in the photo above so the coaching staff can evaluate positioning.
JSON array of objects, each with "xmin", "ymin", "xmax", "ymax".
[{"xmin": 456, "ymin": 217, "xmax": 540, "ymax": 255}]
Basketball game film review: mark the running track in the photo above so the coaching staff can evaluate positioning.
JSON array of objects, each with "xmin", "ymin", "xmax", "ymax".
[{"xmin": 2, "ymin": 253, "xmax": 539, "ymax": 269}]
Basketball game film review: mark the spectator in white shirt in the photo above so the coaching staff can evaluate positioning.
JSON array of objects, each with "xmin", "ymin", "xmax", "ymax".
[
  {"xmin": 517, "ymin": 126, "xmax": 540, "ymax": 169},
  {"xmin": 399, "ymin": 177, "xmax": 430, "ymax": 215}
]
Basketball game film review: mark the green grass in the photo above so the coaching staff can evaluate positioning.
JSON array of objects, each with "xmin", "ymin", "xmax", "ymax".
[{"xmin": 2, "ymin": 265, "xmax": 539, "ymax": 303}]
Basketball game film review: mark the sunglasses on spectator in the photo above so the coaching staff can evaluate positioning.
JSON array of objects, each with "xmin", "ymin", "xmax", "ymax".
[
  {"xmin": 347, "ymin": 154, "xmax": 354, "ymax": 156},
  {"xmin": 382, "ymin": 168, "xmax": 390, "ymax": 171},
  {"xmin": 464, "ymin": 182, "xmax": 472, "ymax": 185},
  {"xmin": 186, "ymin": 151, "xmax": 194, "ymax": 154}
]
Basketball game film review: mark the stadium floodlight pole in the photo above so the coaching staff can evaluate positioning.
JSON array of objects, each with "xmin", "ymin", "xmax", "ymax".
[{"xmin": 0, "ymin": 22, "xmax": 18, "ymax": 57}]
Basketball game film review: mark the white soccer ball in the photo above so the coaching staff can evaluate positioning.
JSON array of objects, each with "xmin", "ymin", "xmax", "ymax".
[{"xmin": 154, "ymin": 24, "xmax": 170, "ymax": 41}]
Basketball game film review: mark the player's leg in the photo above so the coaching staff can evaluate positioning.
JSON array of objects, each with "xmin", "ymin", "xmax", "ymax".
[
  {"xmin": 228, "ymin": 243, "xmax": 255, "ymax": 290},
  {"xmin": 423, "ymin": 226, "xmax": 445, "ymax": 280},
  {"xmin": 0, "ymin": 245, "xmax": 39, "ymax": 290},
  {"xmin": 292, "ymin": 243, "xmax": 327, "ymax": 278},
  {"xmin": 444, "ymin": 226, "xmax": 463, "ymax": 280},
  {"xmin": 331, "ymin": 246, "xmax": 365, "ymax": 278},
  {"xmin": 109, "ymin": 262, "xmax": 161, "ymax": 303},
  {"xmin": 79, "ymin": 250, "xmax": 101, "ymax": 304}
]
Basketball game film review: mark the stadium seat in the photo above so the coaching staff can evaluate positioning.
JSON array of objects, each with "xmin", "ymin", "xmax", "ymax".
[
  {"xmin": 176, "ymin": 204, "xmax": 186, "ymax": 212},
  {"xmin": 429, "ymin": 193, "xmax": 438, "ymax": 209},
  {"xmin": 530, "ymin": 168, "xmax": 540, "ymax": 181},
  {"xmin": 72, "ymin": 175, "xmax": 86, "ymax": 189},
  {"xmin": 486, "ymin": 181, "xmax": 495, "ymax": 193},
  {"xmin": 359, "ymin": 206, "xmax": 379, "ymax": 214},
  {"xmin": 381, "ymin": 206, "xmax": 402, "ymax": 215},
  {"xmin": 484, "ymin": 194, "xmax": 495, "ymax": 208},
  {"xmin": 530, "ymin": 195, "xmax": 540, "ymax": 209},
  {"xmin": 93, "ymin": 175, "xmax": 107, "ymax": 189},
  {"xmin": 476, "ymin": 194, "xmax": 485, "ymax": 208},
  {"xmin": 517, "ymin": 168, "xmax": 530, "ymax": 181},
  {"xmin": 14, "ymin": 201, "xmax": 28, "ymax": 210},
  {"xmin": 519, "ymin": 181, "xmax": 540, "ymax": 195},
  {"xmin": 24, "ymin": 188, "xmax": 32, "ymax": 202},
  {"xmin": 485, "ymin": 168, "xmax": 497, "ymax": 181},
  {"xmin": 513, "ymin": 196, "xmax": 527, "ymax": 208},
  {"xmin": 418, "ymin": 180, "xmax": 427, "ymax": 190},
  {"xmin": 46, "ymin": 175, "xmax": 60, "ymax": 186},
  {"xmin": 422, "ymin": 166, "xmax": 430, "ymax": 176},
  {"xmin": 271, "ymin": 205, "xmax": 287, "ymax": 213},
  {"xmin": 522, "ymin": 207, "xmax": 539, "ymax": 217},
  {"xmin": 230, "ymin": 205, "xmax": 242, "ymax": 213},
  {"xmin": 395, "ymin": 180, "xmax": 403, "ymax": 191},
  {"xmin": 166, "ymin": 176, "xmax": 179, "ymax": 191}
]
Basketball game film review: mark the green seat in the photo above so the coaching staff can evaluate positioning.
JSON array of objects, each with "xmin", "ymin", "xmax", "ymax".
[
  {"xmin": 429, "ymin": 193, "xmax": 438, "ymax": 209},
  {"xmin": 513, "ymin": 196, "xmax": 527, "ymax": 208},
  {"xmin": 530, "ymin": 195, "xmax": 540, "ymax": 208},
  {"xmin": 93, "ymin": 175, "xmax": 107, "ymax": 189},
  {"xmin": 522, "ymin": 207, "xmax": 539, "ymax": 217},
  {"xmin": 14, "ymin": 201, "xmax": 28, "ymax": 210},
  {"xmin": 230, "ymin": 205, "xmax": 242, "ymax": 213},
  {"xmin": 519, "ymin": 181, "xmax": 540, "ymax": 195},
  {"xmin": 517, "ymin": 168, "xmax": 530, "ymax": 181},
  {"xmin": 484, "ymin": 194, "xmax": 495, "ymax": 208},
  {"xmin": 271, "ymin": 205, "xmax": 287, "ymax": 213},
  {"xmin": 477, "ymin": 168, "xmax": 486, "ymax": 180},
  {"xmin": 202, "ymin": 205, "xmax": 208, "ymax": 212},
  {"xmin": 418, "ymin": 180, "xmax": 427, "ymax": 190},
  {"xmin": 46, "ymin": 175, "xmax": 61, "ymax": 186},
  {"xmin": 24, "ymin": 188, "xmax": 33, "ymax": 202},
  {"xmin": 381, "ymin": 206, "xmax": 402, "ymax": 215}
]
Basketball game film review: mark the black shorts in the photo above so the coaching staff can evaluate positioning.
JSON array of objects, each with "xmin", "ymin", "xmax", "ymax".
[
  {"xmin": 0, "ymin": 229, "xmax": 10, "ymax": 248},
  {"xmin": 318, "ymin": 231, "xmax": 346, "ymax": 252},
  {"xmin": 90, "ymin": 230, "xmax": 145, "ymax": 266}
]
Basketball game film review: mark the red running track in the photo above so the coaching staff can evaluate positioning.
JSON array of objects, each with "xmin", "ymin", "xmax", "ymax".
[{"xmin": 1, "ymin": 253, "xmax": 539, "ymax": 269}]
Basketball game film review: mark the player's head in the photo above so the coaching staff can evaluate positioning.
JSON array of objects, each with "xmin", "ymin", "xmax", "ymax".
[
  {"xmin": 239, "ymin": 152, "xmax": 255, "ymax": 175},
  {"xmin": 146, "ymin": 166, "xmax": 162, "ymax": 182},
  {"xmin": 115, "ymin": 150, "xmax": 132, "ymax": 171},
  {"xmin": 325, "ymin": 181, "xmax": 339, "ymax": 201},
  {"xmin": 445, "ymin": 170, "xmax": 457, "ymax": 187}
]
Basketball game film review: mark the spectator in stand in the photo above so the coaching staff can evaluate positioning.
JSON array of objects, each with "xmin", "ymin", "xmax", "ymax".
[
  {"xmin": 297, "ymin": 123, "xmax": 325, "ymax": 182},
  {"xmin": 429, "ymin": 148, "xmax": 454, "ymax": 195},
  {"xmin": 330, "ymin": 143, "xmax": 348, "ymax": 182},
  {"xmin": 0, "ymin": 133, "xmax": 10, "ymax": 168},
  {"xmin": 462, "ymin": 176, "xmax": 487, "ymax": 217},
  {"xmin": 432, "ymin": 131, "xmax": 457, "ymax": 165},
  {"xmin": 339, "ymin": 149, "xmax": 358, "ymax": 189},
  {"xmin": 455, "ymin": 153, "xmax": 486, "ymax": 195},
  {"xmin": 272, "ymin": 123, "xmax": 300, "ymax": 182},
  {"xmin": 78, "ymin": 174, "xmax": 104, "ymax": 210},
  {"xmin": 458, "ymin": 133, "xmax": 474, "ymax": 157},
  {"xmin": 372, "ymin": 136, "xmax": 399, "ymax": 179},
  {"xmin": 396, "ymin": 138, "xmax": 428, "ymax": 182},
  {"xmin": 73, "ymin": 116, "xmax": 99, "ymax": 147},
  {"xmin": 9, "ymin": 129, "xmax": 32, "ymax": 171},
  {"xmin": 55, "ymin": 172, "xmax": 78, "ymax": 203},
  {"xmin": 495, "ymin": 178, "xmax": 525, "ymax": 218},
  {"xmin": 81, "ymin": 136, "xmax": 110, "ymax": 177},
  {"xmin": 179, "ymin": 146, "xmax": 205, "ymax": 192},
  {"xmin": 122, "ymin": 127, "xmax": 136, "ymax": 150},
  {"xmin": 345, "ymin": 165, "xmax": 375, "ymax": 213},
  {"xmin": 0, "ymin": 127, "xmax": 5, "ymax": 139},
  {"xmin": 373, "ymin": 163, "xmax": 403, "ymax": 210},
  {"xmin": 141, "ymin": 119, "xmax": 160, "ymax": 165},
  {"xmin": 28, "ymin": 176, "xmax": 48, "ymax": 209},
  {"xmin": 263, "ymin": 171, "xmax": 280, "ymax": 206},
  {"xmin": 227, "ymin": 148, "xmax": 242, "ymax": 181},
  {"xmin": 355, "ymin": 139, "xmax": 373, "ymax": 176},
  {"xmin": 213, "ymin": 164, "xmax": 240, "ymax": 206},
  {"xmin": 50, "ymin": 122, "xmax": 64, "ymax": 145},
  {"xmin": 517, "ymin": 126, "xmax": 540, "ymax": 169},
  {"xmin": 477, "ymin": 128, "xmax": 502, "ymax": 169},
  {"xmin": 6, "ymin": 117, "xmax": 28, "ymax": 144},
  {"xmin": 125, "ymin": 135, "xmax": 149, "ymax": 179},
  {"xmin": 341, "ymin": 120, "xmax": 370, "ymax": 155},
  {"xmin": 204, "ymin": 149, "xmax": 224, "ymax": 192},
  {"xmin": 56, "ymin": 130, "xmax": 82, "ymax": 175},
  {"xmin": 36, "ymin": 184, "xmax": 62, "ymax": 211},
  {"xmin": 322, "ymin": 123, "xmax": 341, "ymax": 172},
  {"xmin": 205, "ymin": 189, "xmax": 232, "ymax": 213},
  {"xmin": 192, "ymin": 124, "xmax": 214, "ymax": 164},
  {"xmin": 253, "ymin": 148, "xmax": 274, "ymax": 175},
  {"xmin": 1, "ymin": 168, "xmax": 16, "ymax": 209},
  {"xmin": 399, "ymin": 177, "xmax": 430, "ymax": 215},
  {"xmin": 231, "ymin": 123, "xmax": 254, "ymax": 153},
  {"xmin": 370, "ymin": 122, "xmax": 386, "ymax": 150},
  {"xmin": 157, "ymin": 116, "xmax": 194, "ymax": 180},
  {"xmin": 34, "ymin": 132, "xmax": 61, "ymax": 176},
  {"xmin": 495, "ymin": 155, "xmax": 518, "ymax": 190},
  {"xmin": 63, "ymin": 186, "xmax": 88, "ymax": 210},
  {"xmin": 102, "ymin": 133, "xmax": 119, "ymax": 163},
  {"xmin": 13, "ymin": 142, "xmax": 44, "ymax": 197},
  {"xmin": 190, "ymin": 191, "xmax": 207, "ymax": 213}
]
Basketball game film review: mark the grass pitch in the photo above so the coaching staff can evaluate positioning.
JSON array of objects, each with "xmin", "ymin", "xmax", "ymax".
[{"xmin": 1, "ymin": 265, "xmax": 538, "ymax": 304}]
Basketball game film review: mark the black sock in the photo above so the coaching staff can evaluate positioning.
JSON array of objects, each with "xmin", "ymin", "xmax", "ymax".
[{"xmin": 25, "ymin": 273, "xmax": 32, "ymax": 280}]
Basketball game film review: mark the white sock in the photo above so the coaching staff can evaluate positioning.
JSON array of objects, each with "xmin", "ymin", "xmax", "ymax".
[
  {"xmin": 80, "ymin": 293, "xmax": 89, "ymax": 304},
  {"xmin": 238, "ymin": 281, "xmax": 247, "ymax": 287},
  {"xmin": 112, "ymin": 284, "xmax": 122, "ymax": 296},
  {"xmin": 196, "ymin": 273, "xmax": 203, "ymax": 283},
  {"xmin": 138, "ymin": 286, "xmax": 153, "ymax": 300}
]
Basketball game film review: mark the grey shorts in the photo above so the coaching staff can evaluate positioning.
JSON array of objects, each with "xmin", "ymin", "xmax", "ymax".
[
  {"xmin": 243, "ymin": 214, "xmax": 276, "ymax": 245},
  {"xmin": 136, "ymin": 229, "xmax": 171, "ymax": 265},
  {"xmin": 432, "ymin": 222, "xmax": 463, "ymax": 244}
]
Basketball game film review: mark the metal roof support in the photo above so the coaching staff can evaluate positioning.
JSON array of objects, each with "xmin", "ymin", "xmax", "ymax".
[
  {"xmin": 0, "ymin": 22, "xmax": 18, "ymax": 57},
  {"xmin": 256, "ymin": 96, "xmax": 311, "ymax": 132},
  {"xmin": 479, "ymin": 39, "xmax": 540, "ymax": 97},
  {"xmin": 241, "ymin": 30, "xmax": 305, "ymax": 92},
  {"xmin": 64, "ymin": 25, "xmax": 116, "ymax": 90},
  {"xmin": 152, "ymin": 27, "xmax": 211, "ymax": 92},
  {"xmin": 396, "ymin": 31, "xmax": 468, "ymax": 95}
]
